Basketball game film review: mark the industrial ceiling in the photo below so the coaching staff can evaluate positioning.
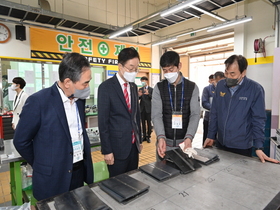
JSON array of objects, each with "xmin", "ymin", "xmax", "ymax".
[{"xmin": 0, "ymin": 0, "xmax": 244, "ymax": 39}]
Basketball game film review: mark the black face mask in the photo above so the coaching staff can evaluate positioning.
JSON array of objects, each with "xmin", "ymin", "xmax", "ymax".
[{"xmin": 226, "ymin": 75, "xmax": 242, "ymax": 87}]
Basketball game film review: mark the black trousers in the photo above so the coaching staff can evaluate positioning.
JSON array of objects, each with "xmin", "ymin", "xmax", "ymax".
[
  {"xmin": 203, "ymin": 120, "xmax": 209, "ymax": 145},
  {"xmin": 141, "ymin": 109, "xmax": 152, "ymax": 139},
  {"xmin": 108, "ymin": 143, "xmax": 139, "ymax": 177},
  {"xmin": 69, "ymin": 160, "xmax": 84, "ymax": 191},
  {"xmin": 216, "ymin": 141, "xmax": 252, "ymax": 157}
]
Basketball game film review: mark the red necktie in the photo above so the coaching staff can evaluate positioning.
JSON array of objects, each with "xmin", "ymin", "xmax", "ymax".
[
  {"xmin": 123, "ymin": 83, "xmax": 136, "ymax": 144},
  {"xmin": 123, "ymin": 83, "xmax": 131, "ymax": 112}
]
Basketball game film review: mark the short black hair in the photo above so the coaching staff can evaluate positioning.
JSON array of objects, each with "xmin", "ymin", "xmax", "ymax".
[
  {"xmin": 160, "ymin": 51, "xmax": 180, "ymax": 68},
  {"xmin": 224, "ymin": 55, "xmax": 248, "ymax": 73},
  {"xmin": 59, "ymin": 52, "xmax": 90, "ymax": 83},
  {"xmin": 12, "ymin": 77, "xmax": 26, "ymax": 89},
  {"xmin": 2, "ymin": 75, "xmax": 7, "ymax": 80},
  {"xmin": 214, "ymin": 71, "xmax": 225, "ymax": 79},
  {"xmin": 118, "ymin": 48, "xmax": 140, "ymax": 65},
  {"xmin": 209, "ymin": 74, "xmax": 214, "ymax": 79},
  {"xmin": 140, "ymin": 76, "xmax": 148, "ymax": 81}
]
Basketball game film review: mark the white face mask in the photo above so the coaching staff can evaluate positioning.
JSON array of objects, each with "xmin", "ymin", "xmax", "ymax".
[
  {"xmin": 123, "ymin": 71, "xmax": 137, "ymax": 83},
  {"xmin": 164, "ymin": 72, "xmax": 178, "ymax": 84},
  {"xmin": 11, "ymin": 84, "xmax": 18, "ymax": 91},
  {"xmin": 73, "ymin": 86, "xmax": 90, "ymax": 99}
]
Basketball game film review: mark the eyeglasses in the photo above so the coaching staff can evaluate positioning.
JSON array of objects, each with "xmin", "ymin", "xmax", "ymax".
[
  {"xmin": 122, "ymin": 65, "xmax": 140, "ymax": 73},
  {"xmin": 162, "ymin": 66, "xmax": 178, "ymax": 73}
]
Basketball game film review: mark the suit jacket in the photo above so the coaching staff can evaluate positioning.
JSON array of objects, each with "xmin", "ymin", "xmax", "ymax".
[
  {"xmin": 12, "ymin": 90, "xmax": 29, "ymax": 129},
  {"xmin": 139, "ymin": 86, "xmax": 153, "ymax": 113},
  {"xmin": 98, "ymin": 74, "xmax": 142, "ymax": 160},
  {"xmin": 13, "ymin": 83, "xmax": 93, "ymax": 201}
]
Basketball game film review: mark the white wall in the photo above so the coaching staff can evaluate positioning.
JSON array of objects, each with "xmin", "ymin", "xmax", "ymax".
[
  {"xmin": 244, "ymin": 0, "xmax": 275, "ymax": 58},
  {"xmin": 241, "ymin": 0, "xmax": 275, "ymax": 109},
  {"xmin": 0, "ymin": 22, "xmax": 30, "ymax": 58}
]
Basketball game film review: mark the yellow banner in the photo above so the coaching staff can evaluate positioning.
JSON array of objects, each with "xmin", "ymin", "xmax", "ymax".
[{"xmin": 30, "ymin": 27, "xmax": 151, "ymax": 65}]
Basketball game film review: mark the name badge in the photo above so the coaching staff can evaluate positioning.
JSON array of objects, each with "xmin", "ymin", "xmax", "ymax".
[
  {"xmin": 72, "ymin": 140, "xmax": 83, "ymax": 163},
  {"xmin": 172, "ymin": 111, "xmax": 182, "ymax": 129}
]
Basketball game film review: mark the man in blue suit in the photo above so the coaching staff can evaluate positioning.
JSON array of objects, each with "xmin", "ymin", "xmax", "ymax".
[
  {"xmin": 98, "ymin": 47, "xmax": 142, "ymax": 177},
  {"xmin": 13, "ymin": 53, "xmax": 94, "ymax": 200}
]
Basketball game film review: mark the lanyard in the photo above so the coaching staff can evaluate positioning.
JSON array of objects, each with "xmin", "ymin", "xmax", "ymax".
[
  {"xmin": 13, "ymin": 91, "xmax": 24, "ymax": 111},
  {"xmin": 75, "ymin": 102, "xmax": 82, "ymax": 137},
  {"xmin": 168, "ymin": 78, "xmax": 184, "ymax": 112}
]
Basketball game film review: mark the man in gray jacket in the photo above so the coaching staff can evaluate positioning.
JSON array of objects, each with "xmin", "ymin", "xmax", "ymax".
[{"xmin": 152, "ymin": 51, "xmax": 200, "ymax": 159}]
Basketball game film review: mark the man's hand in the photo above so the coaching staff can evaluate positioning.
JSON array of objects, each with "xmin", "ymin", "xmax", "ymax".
[
  {"xmin": 144, "ymin": 89, "xmax": 149, "ymax": 95},
  {"xmin": 157, "ymin": 138, "xmax": 166, "ymax": 158},
  {"xmin": 139, "ymin": 144, "xmax": 143, "ymax": 153},
  {"xmin": 12, "ymin": 123, "xmax": 15, "ymax": 130},
  {"xmin": 104, "ymin": 153, "xmax": 114, "ymax": 165},
  {"xmin": 138, "ymin": 90, "xmax": 143, "ymax": 96},
  {"xmin": 183, "ymin": 138, "xmax": 192, "ymax": 150},
  {"xmin": 203, "ymin": 138, "xmax": 215, "ymax": 148},
  {"xmin": 256, "ymin": 150, "xmax": 280, "ymax": 163}
]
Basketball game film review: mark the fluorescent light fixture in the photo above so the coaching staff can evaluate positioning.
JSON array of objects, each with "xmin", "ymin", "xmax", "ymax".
[
  {"xmin": 190, "ymin": 5, "xmax": 226, "ymax": 22},
  {"xmin": 183, "ymin": 11, "xmax": 200, "ymax": 19},
  {"xmin": 207, "ymin": 16, "xmax": 252, "ymax": 32},
  {"xmin": 152, "ymin": 37, "xmax": 177, "ymax": 46},
  {"xmin": 177, "ymin": 27, "xmax": 209, "ymax": 38},
  {"xmin": 160, "ymin": 0, "xmax": 202, "ymax": 17},
  {"xmin": 109, "ymin": 26, "xmax": 133, "ymax": 39}
]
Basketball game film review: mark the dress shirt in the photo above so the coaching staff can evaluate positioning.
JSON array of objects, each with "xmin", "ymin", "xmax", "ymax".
[
  {"xmin": 56, "ymin": 84, "xmax": 84, "ymax": 156},
  {"xmin": 116, "ymin": 73, "xmax": 131, "ymax": 105}
]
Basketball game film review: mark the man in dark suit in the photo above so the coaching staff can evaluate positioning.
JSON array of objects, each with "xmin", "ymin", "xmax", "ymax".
[
  {"xmin": 138, "ymin": 76, "xmax": 153, "ymax": 143},
  {"xmin": 13, "ymin": 53, "xmax": 94, "ymax": 201},
  {"xmin": 98, "ymin": 47, "xmax": 142, "ymax": 177}
]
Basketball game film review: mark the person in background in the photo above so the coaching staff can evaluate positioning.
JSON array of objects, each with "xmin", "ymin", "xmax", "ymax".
[
  {"xmin": 204, "ymin": 54, "xmax": 279, "ymax": 163},
  {"xmin": 201, "ymin": 74, "xmax": 215, "ymax": 145},
  {"xmin": 98, "ymin": 47, "xmax": 142, "ymax": 177},
  {"xmin": 138, "ymin": 76, "xmax": 153, "ymax": 143},
  {"xmin": 208, "ymin": 74, "xmax": 214, "ymax": 84},
  {"xmin": 2, "ymin": 75, "xmax": 13, "ymax": 113},
  {"xmin": 152, "ymin": 51, "xmax": 200, "ymax": 160},
  {"xmin": 13, "ymin": 53, "xmax": 94, "ymax": 200},
  {"xmin": 201, "ymin": 72, "xmax": 225, "ymax": 145},
  {"xmin": 11, "ymin": 77, "xmax": 29, "ymax": 130}
]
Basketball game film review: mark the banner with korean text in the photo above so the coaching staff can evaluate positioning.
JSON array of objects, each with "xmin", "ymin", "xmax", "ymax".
[{"xmin": 30, "ymin": 27, "xmax": 151, "ymax": 67}]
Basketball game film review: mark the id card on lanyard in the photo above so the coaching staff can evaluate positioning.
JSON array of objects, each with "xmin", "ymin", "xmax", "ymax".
[
  {"xmin": 73, "ymin": 103, "xmax": 83, "ymax": 163},
  {"xmin": 172, "ymin": 111, "xmax": 183, "ymax": 129},
  {"xmin": 168, "ymin": 78, "xmax": 184, "ymax": 129},
  {"xmin": 73, "ymin": 140, "xmax": 83, "ymax": 163}
]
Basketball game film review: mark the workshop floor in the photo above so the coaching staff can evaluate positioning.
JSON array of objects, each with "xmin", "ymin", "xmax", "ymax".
[{"xmin": 0, "ymin": 119, "xmax": 204, "ymax": 207}]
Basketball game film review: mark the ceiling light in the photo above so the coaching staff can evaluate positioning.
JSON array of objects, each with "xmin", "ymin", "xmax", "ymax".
[
  {"xmin": 207, "ymin": 16, "xmax": 252, "ymax": 32},
  {"xmin": 190, "ymin": 5, "xmax": 226, "ymax": 22},
  {"xmin": 109, "ymin": 26, "xmax": 133, "ymax": 39},
  {"xmin": 160, "ymin": 0, "xmax": 202, "ymax": 17},
  {"xmin": 152, "ymin": 37, "xmax": 178, "ymax": 46},
  {"xmin": 183, "ymin": 11, "xmax": 200, "ymax": 19}
]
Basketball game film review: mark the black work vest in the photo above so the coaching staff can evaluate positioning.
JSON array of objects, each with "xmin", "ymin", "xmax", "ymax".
[{"xmin": 158, "ymin": 78, "xmax": 195, "ymax": 140}]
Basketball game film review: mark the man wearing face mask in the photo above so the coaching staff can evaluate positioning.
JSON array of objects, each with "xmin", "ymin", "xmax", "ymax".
[
  {"xmin": 204, "ymin": 55, "xmax": 279, "ymax": 163},
  {"xmin": 138, "ymin": 76, "xmax": 153, "ymax": 143},
  {"xmin": 13, "ymin": 53, "xmax": 94, "ymax": 200},
  {"xmin": 201, "ymin": 72, "xmax": 225, "ymax": 145},
  {"xmin": 11, "ymin": 77, "xmax": 29, "ymax": 130},
  {"xmin": 152, "ymin": 51, "xmax": 200, "ymax": 159},
  {"xmin": 98, "ymin": 47, "xmax": 142, "ymax": 177}
]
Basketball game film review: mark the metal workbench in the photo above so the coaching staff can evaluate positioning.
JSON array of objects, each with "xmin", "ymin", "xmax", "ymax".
[
  {"xmin": 0, "ymin": 139, "xmax": 23, "ymax": 206},
  {"xmin": 0, "ymin": 139, "xmax": 101, "ymax": 206},
  {"xmin": 36, "ymin": 148, "xmax": 280, "ymax": 210}
]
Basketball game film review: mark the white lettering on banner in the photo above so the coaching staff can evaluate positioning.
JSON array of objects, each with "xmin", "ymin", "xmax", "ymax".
[{"xmin": 84, "ymin": 57, "xmax": 119, "ymax": 65}]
